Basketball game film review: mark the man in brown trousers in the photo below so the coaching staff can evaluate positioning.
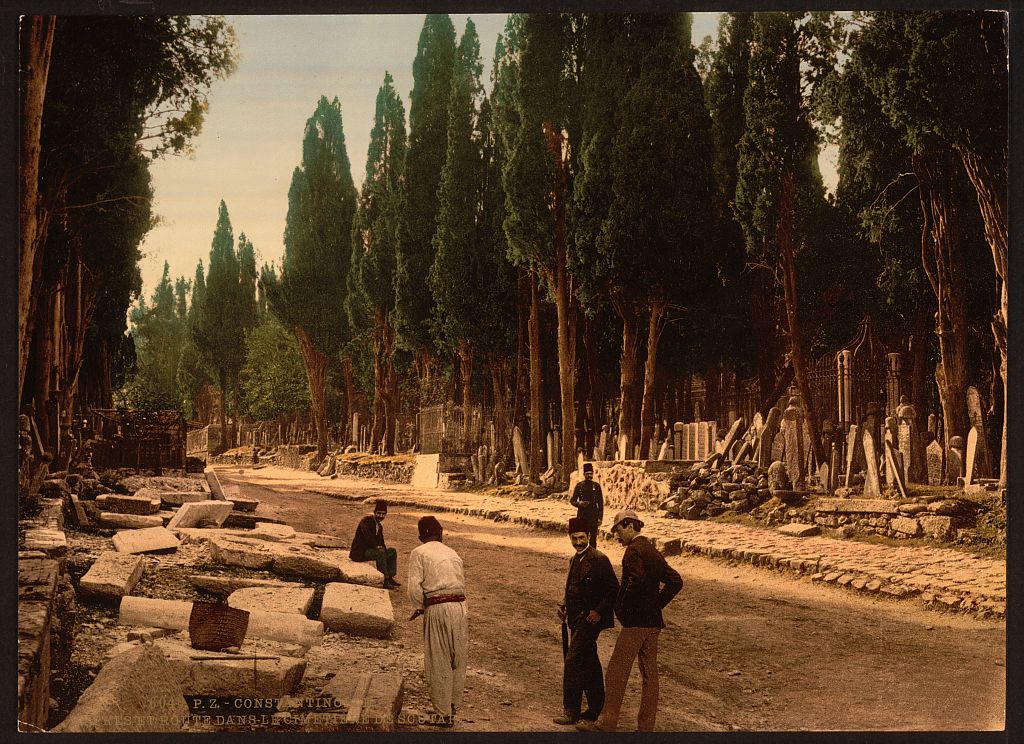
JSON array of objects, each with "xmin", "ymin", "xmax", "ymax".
[{"xmin": 577, "ymin": 510, "xmax": 682, "ymax": 732}]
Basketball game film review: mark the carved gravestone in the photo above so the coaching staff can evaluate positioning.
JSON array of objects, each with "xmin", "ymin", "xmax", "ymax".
[
  {"xmin": 882, "ymin": 416, "xmax": 898, "ymax": 488},
  {"xmin": 771, "ymin": 430, "xmax": 785, "ymax": 464},
  {"xmin": 966, "ymin": 386, "xmax": 993, "ymax": 478},
  {"xmin": 884, "ymin": 439, "xmax": 908, "ymax": 499},
  {"xmin": 844, "ymin": 424, "xmax": 861, "ymax": 487},
  {"xmin": 717, "ymin": 418, "xmax": 745, "ymax": 465},
  {"xmin": 782, "ymin": 397, "xmax": 806, "ymax": 489},
  {"xmin": 927, "ymin": 413, "xmax": 938, "ymax": 438},
  {"xmin": 817, "ymin": 462, "xmax": 830, "ymax": 495},
  {"xmin": 864, "ymin": 402, "xmax": 882, "ymax": 458},
  {"xmin": 896, "ymin": 395, "xmax": 925, "ymax": 484},
  {"xmin": 757, "ymin": 408, "xmax": 782, "ymax": 469},
  {"xmin": 546, "ymin": 431, "xmax": 555, "ymax": 472},
  {"xmin": 351, "ymin": 413, "xmax": 360, "ymax": 446},
  {"xmin": 767, "ymin": 460, "xmax": 791, "ymax": 492},
  {"xmin": 861, "ymin": 429, "xmax": 882, "ymax": 497},
  {"xmin": 945, "ymin": 435, "xmax": 964, "ymax": 485},
  {"xmin": 964, "ymin": 427, "xmax": 979, "ymax": 485},
  {"xmin": 657, "ymin": 438, "xmax": 670, "ymax": 461},
  {"xmin": 672, "ymin": 423, "xmax": 684, "ymax": 462},
  {"xmin": 827, "ymin": 443, "xmax": 839, "ymax": 497},
  {"xmin": 597, "ymin": 426, "xmax": 608, "ymax": 461},
  {"xmin": 926, "ymin": 440, "xmax": 944, "ymax": 486},
  {"xmin": 617, "ymin": 434, "xmax": 628, "ymax": 461}
]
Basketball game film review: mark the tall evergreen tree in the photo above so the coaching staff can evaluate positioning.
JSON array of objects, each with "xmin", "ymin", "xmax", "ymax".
[
  {"xmin": 430, "ymin": 19, "xmax": 486, "ymax": 452},
  {"xmin": 177, "ymin": 260, "xmax": 214, "ymax": 420},
  {"xmin": 264, "ymin": 96, "xmax": 357, "ymax": 462},
  {"xmin": 121, "ymin": 262, "xmax": 186, "ymax": 409},
  {"xmin": 192, "ymin": 200, "xmax": 246, "ymax": 451},
  {"xmin": 350, "ymin": 73, "xmax": 407, "ymax": 454},
  {"xmin": 394, "ymin": 14, "xmax": 457, "ymax": 386}
]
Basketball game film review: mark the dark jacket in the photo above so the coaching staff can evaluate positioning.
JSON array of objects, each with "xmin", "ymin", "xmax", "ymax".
[
  {"xmin": 349, "ymin": 515, "xmax": 385, "ymax": 562},
  {"xmin": 614, "ymin": 535, "xmax": 683, "ymax": 628},
  {"xmin": 570, "ymin": 479, "xmax": 604, "ymax": 527},
  {"xmin": 563, "ymin": 546, "xmax": 619, "ymax": 631}
]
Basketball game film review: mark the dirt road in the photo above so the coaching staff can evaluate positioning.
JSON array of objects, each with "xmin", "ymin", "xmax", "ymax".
[{"xmin": 223, "ymin": 471, "xmax": 1005, "ymax": 732}]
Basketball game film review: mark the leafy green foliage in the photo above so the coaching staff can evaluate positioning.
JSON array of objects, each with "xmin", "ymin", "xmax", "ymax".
[{"xmin": 240, "ymin": 317, "xmax": 311, "ymax": 420}]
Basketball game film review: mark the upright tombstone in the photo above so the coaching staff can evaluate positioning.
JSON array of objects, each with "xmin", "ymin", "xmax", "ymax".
[
  {"xmin": 927, "ymin": 413, "xmax": 938, "ymax": 439},
  {"xmin": 827, "ymin": 443, "xmax": 839, "ymax": 497},
  {"xmin": 864, "ymin": 402, "xmax": 882, "ymax": 458},
  {"xmin": 965, "ymin": 386, "xmax": 993, "ymax": 479},
  {"xmin": 746, "ymin": 413, "xmax": 764, "ymax": 462},
  {"xmin": 882, "ymin": 416, "xmax": 899, "ymax": 488},
  {"xmin": 945, "ymin": 435, "xmax": 964, "ymax": 485},
  {"xmin": 546, "ymin": 431, "xmax": 555, "ymax": 472},
  {"xmin": 657, "ymin": 438, "xmax": 670, "ymax": 461},
  {"xmin": 926, "ymin": 440, "xmax": 944, "ymax": 486},
  {"xmin": 896, "ymin": 395, "xmax": 926, "ymax": 484},
  {"xmin": 679, "ymin": 426, "xmax": 691, "ymax": 461},
  {"xmin": 596, "ymin": 426, "xmax": 608, "ymax": 461},
  {"xmin": 351, "ymin": 413, "xmax": 360, "ymax": 447},
  {"xmin": 757, "ymin": 407, "xmax": 782, "ymax": 469},
  {"xmin": 964, "ymin": 427, "xmax": 980, "ymax": 485},
  {"xmin": 843, "ymin": 425, "xmax": 860, "ymax": 489},
  {"xmin": 861, "ymin": 429, "xmax": 882, "ymax": 497},
  {"xmin": 672, "ymin": 423, "xmax": 684, "ymax": 461},
  {"xmin": 617, "ymin": 434, "xmax": 628, "ymax": 461},
  {"xmin": 782, "ymin": 397, "xmax": 806, "ymax": 489}
]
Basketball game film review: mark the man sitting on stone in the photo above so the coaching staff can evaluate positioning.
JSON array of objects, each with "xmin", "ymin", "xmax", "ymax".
[{"xmin": 349, "ymin": 499, "xmax": 401, "ymax": 589}]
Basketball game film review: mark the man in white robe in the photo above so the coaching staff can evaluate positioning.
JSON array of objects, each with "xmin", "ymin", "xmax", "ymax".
[{"xmin": 407, "ymin": 515, "xmax": 468, "ymax": 727}]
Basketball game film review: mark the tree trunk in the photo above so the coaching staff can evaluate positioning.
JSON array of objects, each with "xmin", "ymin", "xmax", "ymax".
[
  {"xmin": 370, "ymin": 309, "xmax": 387, "ymax": 454},
  {"xmin": 544, "ymin": 122, "xmax": 577, "ymax": 483},
  {"xmin": 776, "ymin": 170, "xmax": 824, "ymax": 467},
  {"xmin": 909, "ymin": 302, "xmax": 933, "ymax": 429},
  {"xmin": 956, "ymin": 145, "xmax": 1007, "ymax": 487},
  {"xmin": 914, "ymin": 149, "xmax": 972, "ymax": 449},
  {"xmin": 295, "ymin": 326, "xmax": 329, "ymax": 462},
  {"xmin": 613, "ymin": 295, "xmax": 640, "ymax": 458},
  {"xmin": 581, "ymin": 313, "xmax": 601, "ymax": 456},
  {"xmin": 751, "ymin": 268, "xmax": 779, "ymax": 413},
  {"xmin": 342, "ymin": 355, "xmax": 356, "ymax": 444},
  {"xmin": 638, "ymin": 299, "xmax": 668, "ymax": 459},
  {"xmin": 489, "ymin": 355, "xmax": 508, "ymax": 462},
  {"xmin": 512, "ymin": 267, "xmax": 528, "ymax": 429},
  {"xmin": 19, "ymin": 16, "xmax": 56, "ymax": 404},
  {"xmin": 528, "ymin": 268, "xmax": 543, "ymax": 482},
  {"xmin": 457, "ymin": 341, "xmax": 474, "ymax": 453},
  {"xmin": 217, "ymin": 367, "xmax": 229, "ymax": 455}
]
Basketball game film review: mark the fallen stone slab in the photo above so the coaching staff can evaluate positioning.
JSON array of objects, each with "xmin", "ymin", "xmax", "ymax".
[
  {"xmin": 205, "ymin": 468, "xmax": 226, "ymax": 499},
  {"xmin": 52, "ymin": 643, "xmax": 187, "ymax": 732},
  {"xmin": 206, "ymin": 535, "xmax": 278, "ymax": 570},
  {"xmin": 317, "ymin": 672, "xmax": 404, "ymax": 732},
  {"xmin": 96, "ymin": 493, "xmax": 161, "ymax": 515},
  {"xmin": 153, "ymin": 635, "xmax": 306, "ymax": 698},
  {"xmin": 100, "ymin": 512, "xmax": 165, "ymax": 530},
  {"xmin": 229, "ymin": 586, "xmax": 315, "ymax": 616},
  {"xmin": 777, "ymin": 523, "xmax": 820, "ymax": 537},
  {"xmin": 22, "ymin": 528, "xmax": 67, "ymax": 555},
  {"xmin": 128, "ymin": 627, "xmax": 176, "ymax": 642},
  {"xmin": 80, "ymin": 552, "xmax": 145, "ymax": 599},
  {"xmin": 250, "ymin": 522, "xmax": 297, "ymax": 542},
  {"xmin": 293, "ymin": 532, "xmax": 347, "ymax": 549},
  {"xmin": 275, "ymin": 550, "xmax": 385, "ymax": 587},
  {"xmin": 112, "ymin": 526, "xmax": 181, "ymax": 554},
  {"xmin": 227, "ymin": 495, "xmax": 260, "ymax": 512},
  {"xmin": 136, "ymin": 487, "xmax": 210, "ymax": 508},
  {"xmin": 191, "ymin": 574, "xmax": 309, "ymax": 596},
  {"xmin": 166, "ymin": 500, "xmax": 234, "ymax": 530},
  {"xmin": 70, "ymin": 495, "xmax": 91, "ymax": 527},
  {"xmin": 814, "ymin": 498, "xmax": 900, "ymax": 515},
  {"xmin": 119, "ymin": 596, "xmax": 324, "ymax": 649},
  {"xmin": 320, "ymin": 583, "xmax": 394, "ymax": 638},
  {"xmin": 223, "ymin": 512, "xmax": 289, "ymax": 530}
]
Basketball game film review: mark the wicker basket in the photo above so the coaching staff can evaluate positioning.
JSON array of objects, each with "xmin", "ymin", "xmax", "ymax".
[{"xmin": 188, "ymin": 601, "xmax": 250, "ymax": 651}]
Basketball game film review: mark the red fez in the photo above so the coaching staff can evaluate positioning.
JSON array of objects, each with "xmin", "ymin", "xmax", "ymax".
[
  {"xmin": 568, "ymin": 517, "xmax": 589, "ymax": 533},
  {"xmin": 418, "ymin": 515, "xmax": 443, "ymax": 539}
]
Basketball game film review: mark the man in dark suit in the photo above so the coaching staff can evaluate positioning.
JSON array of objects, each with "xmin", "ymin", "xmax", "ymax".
[
  {"xmin": 577, "ymin": 510, "xmax": 683, "ymax": 732},
  {"xmin": 349, "ymin": 499, "xmax": 400, "ymax": 589},
  {"xmin": 554, "ymin": 516, "xmax": 619, "ymax": 726},
  {"xmin": 570, "ymin": 463, "xmax": 604, "ymax": 548}
]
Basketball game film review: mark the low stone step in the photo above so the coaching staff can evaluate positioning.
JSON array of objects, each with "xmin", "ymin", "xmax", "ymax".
[
  {"xmin": 319, "ymin": 582, "xmax": 394, "ymax": 638},
  {"xmin": 79, "ymin": 552, "xmax": 145, "ymax": 599},
  {"xmin": 96, "ymin": 493, "xmax": 161, "ymax": 515},
  {"xmin": 228, "ymin": 586, "xmax": 315, "ymax": 616},
  {"xmin": 166, "ymin": 500, "xmax": 234, "ymax": 530}
]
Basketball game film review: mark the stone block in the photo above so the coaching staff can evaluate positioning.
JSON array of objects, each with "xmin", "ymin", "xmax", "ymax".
[
  {"xmin": 52, "ymin": 644, "xmax": 187, "ymax": 732},
  {"xmin": 275, "ymin": 550, "xmax": 385, "ymax": 587},
  {"xmin": 22, "ymin": 528, "xmax": 67, "ymax": 555},
  {"xmin": 80, "ymin": 552, "xmax": 145, "ymax": 599},
  {"xmin": 119, "ymin": 596, "xmax": 324, "ymax": 648},
  {"xmin": 112, "ymin": 526, "xmax": 181, "ymax": 554},
  {"xmin": 318, "ymin": 672, "xmax": 404, "ymax": 732},
  {"xmin": 891, "ymin": 516, "xmax": 922, "ymax": 537},
  {"xmin": 190, "ymin": 575, "xmax": 308, "ymax": 596},
  {"xmin": 293, "ymin": 532, "xmax": 347, "ymax": 549},
  {"xmin": 814, "ymin": 498, "xmax": 900, "ymax": 515},
  {"xmin": 96, "ymin": 493, "xmax": 161, "ymax": 515},
  {"xmin": 139, "ymin": 487, "xmax": 209, "ymax": 508},
  {"xmin": 229, "ymin": 587, "xmax": 315, "ymax": 616},
  {"xmin": 153, "ymin": 635, "xmax": 306, "ymax": 698},
  {"xmin": 777, "ymin": 523, "xmax": 820, "ymax": 537},
  {"xmin": 320, "ymin": 583, "xmax": 394, "ymax": 638},
  {"xmin": 207, "ymin": 535, "xmax": 277, "ymax": 570},
  {"xmin": 919, "ymin": 514, "xmax": 954, "ymax": 540},
  {"xmin": 100, "ymin": 512, "xmax": 165, "ymax": 530},
  {"xmin": 204, "ymin": 467, "xmax": 226, "ymax": 499},
  {"xmin": 227, "ymin": 496, "xmax": 260, "ymax": 512},
  {"xmin": 251, "ymin": 522, "xmax": 297, "ymax": 542},
  {"xmin": 166, "ymin": 500, "xmax": 234, "ymax": 530},
  {"xmin": 70, "ymin": 495, "xmax": 90, "ymax": 527}
]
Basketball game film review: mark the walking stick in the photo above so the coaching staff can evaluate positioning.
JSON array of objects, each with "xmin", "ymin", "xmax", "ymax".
[{"xmin": 561, "ymin": 617, "xmax": 569, "ymax": 659}]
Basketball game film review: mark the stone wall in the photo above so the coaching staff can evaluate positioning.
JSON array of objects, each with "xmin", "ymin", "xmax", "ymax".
[
  {"xmin": 275, "ymin": 444, "xmax": 319, "ymax": 470},
  {"xmin": 332, "ymin": 453, "xmax": 415, "ymax": 484},
  {"xmin": 570, "ymin": 461, "xmax": 683, "ymax": 513},
  {"xmin": 808, "ymin": 497, "xmax": 973, "ymax": 541}
]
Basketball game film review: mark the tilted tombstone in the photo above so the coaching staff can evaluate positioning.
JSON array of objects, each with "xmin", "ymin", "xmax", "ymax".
[
  {"xmin": 715, "ymin": 418, "xmax": 745, "ymax": 466},
  {"xmin": 965, "ymin": 386, "xmax": 993, "ymax": 478},
  {"xmin": 782, "ymin": 397, "xmax": 806, "ymax": 489},
  {"xmin": 945, "ymin": 435, "xmax": 964, "ymax": 485},
  {"xmin": 882, "ymin": 416, "xmax": 899, "ymax": 488},
  {"xmin": 843, "ymin": 425, "xmax": 860, "ymax": 486},
  {"xmin": 657, "ymin": 438, "xmax": 670, "ymax": 461},
  {"xmin": 926, "ymin": 440, "xmax": 944, "ymax": 486},
  {"xmin": 758, "ymin": 407, "xmax": 782, "ymax": 469},
  {"xmin": 512, "ymin": 426, "xmax": 528, "ymax": 476},
  {"xmin": 861, "ymin": 429, "xmax": 882, "ymax": 497},
  {"xmin": 884, "ymin": 439, "xmax": 908, "ymax": 499}
]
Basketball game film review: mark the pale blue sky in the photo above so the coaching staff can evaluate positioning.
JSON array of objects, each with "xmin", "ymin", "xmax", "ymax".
[{"xmin": 138, "ymin": 13, "xmax": 737, "ymax": 300}]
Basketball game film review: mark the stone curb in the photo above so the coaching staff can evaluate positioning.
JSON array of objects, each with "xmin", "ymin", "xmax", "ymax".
[{"xmin": 301, "ymin": 484, "xmax": 1004, "ymax": 622}]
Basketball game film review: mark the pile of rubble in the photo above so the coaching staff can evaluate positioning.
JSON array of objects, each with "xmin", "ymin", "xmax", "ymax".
[
  {"xmin": 43, "ymin": 467, "xmax": 406, "ymax": 733},
  {"xmin": 660, "ymin": 462, "xmax": 772, "ymax": 519}
]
